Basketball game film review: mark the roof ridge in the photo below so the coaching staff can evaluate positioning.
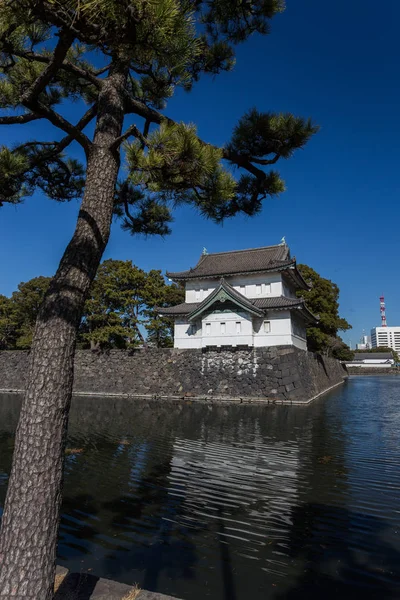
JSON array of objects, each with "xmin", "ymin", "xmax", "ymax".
[{"xmin": 202, "ymin": 244, "xmax": 287, "ymax": 257}]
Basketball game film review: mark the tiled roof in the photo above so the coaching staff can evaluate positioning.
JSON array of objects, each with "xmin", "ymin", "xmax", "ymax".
[
  {"xmin": 352, "ymin": 353, "xmax": 393, "ymax": 360},
  {"xmin": 157, "ymin": 302, "xmax": 200, "ymax": 315},
  {"xmin": 158, "ymin": 291, "xmax": 318, "ymax": 323},
  {"xmin": 253, "ymin": 296, "xmax": 304, "ymax": 309},
  {"xmin": 167, "ymin": 244, "xmax": 292, "ymax": 280}
]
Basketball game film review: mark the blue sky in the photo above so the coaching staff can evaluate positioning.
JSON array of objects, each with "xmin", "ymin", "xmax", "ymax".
[{"xmin": 1, "ymin": 0, "xmax": 399, "ymax": 347}]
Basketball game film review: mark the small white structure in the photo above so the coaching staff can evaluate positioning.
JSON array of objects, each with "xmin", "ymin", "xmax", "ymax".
[
  {"xmin": 345, "ymin": 352, "xmax": 394, "ymax": 369},
  {"xmin": 371, "ymin": 327, "xmax": 400, "ymax": 353},
  {"xmin": 356, "ymin": 334, "xmax": 371, "ymax": 350},
  {"xmin": 158, "ymin": 243, "xmax": 317, "ymax": 350}
]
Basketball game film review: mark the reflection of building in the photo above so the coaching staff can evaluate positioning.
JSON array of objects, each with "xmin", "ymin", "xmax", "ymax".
[
  {"xmin": 371, "ymin": 327, "xmax": 400, "ymax": 353},
  {"xmin": 159, "ymin": 243, "xmax": 317, "ymax": 350},
  {"xmin": 168, "ymin": 434, "xmax": 300, "ymax": 530},
  {"xmin": 345, "ymin": 352, "xmax": 394, "ymax": 369}
]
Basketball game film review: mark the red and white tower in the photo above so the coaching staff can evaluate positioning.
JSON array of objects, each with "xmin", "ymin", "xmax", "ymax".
[{"xmin": 380, "ymin": 296, "xmax": 387, "ymax": 327}]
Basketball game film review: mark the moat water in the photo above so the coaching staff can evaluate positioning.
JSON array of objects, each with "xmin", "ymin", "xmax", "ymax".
[{"xmin": 1, "ymin": 377, "xmax": 400, "ymax": 599}]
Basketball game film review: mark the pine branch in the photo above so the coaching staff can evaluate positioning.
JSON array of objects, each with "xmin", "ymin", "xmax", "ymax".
[
  {"xmin": 25, "ymin": 100, "xmax": 92, "ymax": 154},
  {"xmin": 143, "ymin": 119, "xmax": 150, "ymax": 139},
  {"xmin": 124, "ymin": 94, "xmax": 174, "ymax": 126},
  {"xmin": 35, "ymin": 1, "xmax": 109, "ymax": 46},
  {"xmin": 123, "ymin": 195, "xmax": 137, "ymax": 227},
  {"xmin": 8, "ymin": 49, "xmax": 102, "ymax": 89},
  {"xmin": 0, "ymin": 113, "xmax": 41, "ymax": 125},
  {"xmin": 248, "ymin": 154, "xmax": 281, "ymax": 166},
  {"xmin": 124, "ymin": 95, "xmax": 270, "ymax": 181},
  {"xmin": 94, "ymin": 65, "xmax": 110, "ymax": 76},
  {"xmin": 110, "ymin": 124, "xmax": 148, "ymax": 151},
  {"xmin": 20, "ymin": 28, "xmax": 75, "ymax": 105},
  {"xmin": 222, "ymin": 150, "xmax": 272, "ymax": 180},
  {"xmin": 13, "ymin": 103, "xmax": 98, "ymax": 158}
]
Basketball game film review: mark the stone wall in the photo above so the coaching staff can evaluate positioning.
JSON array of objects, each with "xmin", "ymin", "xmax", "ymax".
[{"xmin": 0, "ymin": 347, "xmax": 347, "ymax": 404}]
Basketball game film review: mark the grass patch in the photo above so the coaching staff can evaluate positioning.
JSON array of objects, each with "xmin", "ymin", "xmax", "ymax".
[
  {"xmin": 122, "ymin": 584, "xmax": 141, "ymax": 600},
  {"xmin": 54, "ymin": 573, "xmax": 67, "ymax": 593},
  {"xmin": 65, "ymin": 448, "xmax": 84, "ymax": 455}
]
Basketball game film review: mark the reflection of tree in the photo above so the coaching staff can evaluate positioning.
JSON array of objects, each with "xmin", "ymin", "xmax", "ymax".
[
  {"xmin": 295, "ymin": 391, "xmax": 349, "ymax": 508},
  {"xmin": 0, "ymin": 394, "xmax": 21, "ymax": 433},
  {"xmin": 0, "ymin": 395, "xmax": 21, "ymax": 511},
  {"xmin": 0, "ymin": 432, "xmax": 14, "ymax": 510},
  {"xmin": 58, "ymin": 397, "xmax": 201, "ymax": 593},
  {"xmin": 4, "ymin": 391, "xmax": 397, "ymax": 599}
]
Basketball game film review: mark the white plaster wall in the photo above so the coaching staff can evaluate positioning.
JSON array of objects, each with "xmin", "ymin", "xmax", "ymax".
[
  {"xmin": 291, "ymin": 335, "xmax": 307, "ymax": 351},
  {"xmin": 174, "ymin": 320, "xmax": 202, "ymax": 349},
  {"xmin": 185, "ymin": 273, "xmax": 284, "ymax": 303},
  {"xmin": 201, "ymin": 310, "xmax": 253, "ymax": 347},
  {"xmin": 291, "ymin": 313, "xmax": 307, "ymax": 340},
  {"xmin": 282, "ymin": 281, "xmax": 297, "ymax": 299},
  {"xmin": 253, "ymin": 311, "xmax": 293, "ymax": 348},
  {"xmin": 174, "ymin": 311, "xmax": 308, "ymax": 349},
  {"xmin": 185, "ymin": 278, "xmax": 218, "ymax": 303},
  {"xmin": 346, "ymin": 362, "xmax": 392, "ymax": 369}
]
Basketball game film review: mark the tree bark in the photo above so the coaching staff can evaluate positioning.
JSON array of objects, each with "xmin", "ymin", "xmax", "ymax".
[{"xmin": 0, "ymin": 62, "xmax": 128, "ymax": 599}]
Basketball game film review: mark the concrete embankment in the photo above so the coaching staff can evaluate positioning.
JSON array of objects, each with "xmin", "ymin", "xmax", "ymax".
[
  {"xmin": 55, "ymin": 566, "xmax": 178, "ymax": 600},
  {"xmin": 0, "ymin": 347, "xmax": 347, "ymax": 404}
]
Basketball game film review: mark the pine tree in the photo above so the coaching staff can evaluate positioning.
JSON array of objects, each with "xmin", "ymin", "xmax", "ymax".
[
  {"xmin": 12, "ymin": 276, "xmax": 52, "ymax": 348},
  {"xmin": 0, "ymin": 295, "xmax": 17, "ymax": 350},
  {"xmin": 80, "ymin": 259, "xmax": 179, "ymax": 348},
  {"xmin": 145, "ymin": 279, "xmax": 185, "ymax": 347},
  {"xmin": 0, "ymin": 277, "xmax": 51, "ymax": 349},
  {"xmin": 0, "ymin": 1, "xmax": 318, "ymax": 596},
  {"xmin": 297, "ymin": 264, "xmax": 352, "ymax": 358}
]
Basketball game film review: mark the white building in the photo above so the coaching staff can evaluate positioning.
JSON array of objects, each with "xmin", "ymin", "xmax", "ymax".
[
  {"xmin": 345, "ymin": 352, "xmax": 394, "ymax": 369},
  {"xmin": 371, "ymin": 327, "xmax": 400, "ymax": 353},
  {"xmin": 356, "ymin": 335, "xmax": 371, "ymax": 350},
  {"xmin": 158, "ymin": 243, "xmax": 318, "ymax": 350}
]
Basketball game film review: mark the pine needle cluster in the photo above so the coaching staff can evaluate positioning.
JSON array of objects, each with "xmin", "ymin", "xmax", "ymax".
[{"xmin": 0, "ymin": 0, "xmax": 318, "ymax": 232}]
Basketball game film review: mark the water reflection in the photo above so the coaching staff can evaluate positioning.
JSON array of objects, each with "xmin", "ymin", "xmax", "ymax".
[{"xmin": 0, "ymin": 376, "xmax": 400, "ymax": 599}]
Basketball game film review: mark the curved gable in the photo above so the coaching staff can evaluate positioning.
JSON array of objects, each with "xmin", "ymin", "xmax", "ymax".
[{"xmin": 188, "ymin": 279, "xmax": 264, "ymax": 321}]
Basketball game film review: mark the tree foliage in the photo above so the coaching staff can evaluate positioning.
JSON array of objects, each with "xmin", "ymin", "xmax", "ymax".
[
  {"xmin": 0, "ymin": 276, "xmax": 51, "ymax": 349},
  {"xmin": 80, "ymin": 259, "xmax": 183, "ymax": 349},
  {"xmin": 297, "ymin": 264, "xmax": 353, "ymax": 360},
  {"xmin": 0, "ymin": 2, "xmax": 318, "ymax": 596},
  {"xmin": 0, "ymin": 264, "xmax": 183, "ymax": 350},
  {"xmin": 0, "ymin": 294, "xmax": 17, "ymax": 350},
  {"xmin": 0, "ymin": 0, "xmax": 318, "ymax": 226}
]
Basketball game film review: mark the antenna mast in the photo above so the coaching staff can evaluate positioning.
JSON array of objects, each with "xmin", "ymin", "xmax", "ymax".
[{"xmin": 380, "ymin": 296, "xmax": 387, "ymax": 327}]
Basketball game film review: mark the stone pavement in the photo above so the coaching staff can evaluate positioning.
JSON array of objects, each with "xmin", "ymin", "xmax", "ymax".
[{"xmin": 54, "ymin": 567, "xmax": 180, "ymax": 600}]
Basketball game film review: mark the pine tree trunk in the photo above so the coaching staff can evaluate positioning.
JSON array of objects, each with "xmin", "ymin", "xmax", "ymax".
[{"xmin": 0, "ymin": 64, "xmax": 127, "ymax": 599}]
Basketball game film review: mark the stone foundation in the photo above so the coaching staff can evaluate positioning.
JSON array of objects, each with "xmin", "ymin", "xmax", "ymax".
[{"xmin": 0, "ymin": 347, "xmax": 347, "ymax": 404}]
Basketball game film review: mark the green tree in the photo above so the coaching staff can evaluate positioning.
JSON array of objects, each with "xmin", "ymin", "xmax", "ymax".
[
  {"xmin": 0, "ymin": 2, "xmax": 318, "ymax": 596},
  {"xmin": 81, "ymin": 259, "xmax": 146, "ymax": 349},
  {"xmin": 297, "ymin": 264, "xmax": 352, "ymax": 359},
  {"xmin": 146, "ymin": 281, "xmax": 184, "ymax": 347},
  {"xmin": 0, "ymin": 295, "xmax": 17, "ymax": 350},
  {"xmin": 0, "ymin": 277, "xmax": 51, "ymax": 349},
  {"xmin": 81, "ymin": 259, "xmax": 180, "ymax": 348},
  {"xmin": 11, "ymin": 276, "xmax": 51, "ymax": 348}
]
